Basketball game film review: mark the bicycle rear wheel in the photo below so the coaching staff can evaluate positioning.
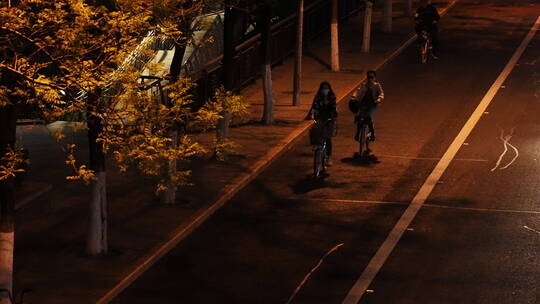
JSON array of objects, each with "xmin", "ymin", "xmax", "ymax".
[
  {"xmin": 313, "ymin": 147, "xmax": 325, "ymax": 177},
  {"xmin": 420, "ymin": 40, "xmax": 429, "ymax": 64},
  {"xmin": 358, "ymin": 124, "xmax": 367, "ymax": 156}
]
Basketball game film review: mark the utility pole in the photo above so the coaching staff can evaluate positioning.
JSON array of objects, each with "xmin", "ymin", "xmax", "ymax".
[
  {"xmin": 293, "ymin": 0, "xmax": 304, "ymax": 106},
  {"xmin": 330, "ymin": 0, "xmax": 340, "ymax": 72}
]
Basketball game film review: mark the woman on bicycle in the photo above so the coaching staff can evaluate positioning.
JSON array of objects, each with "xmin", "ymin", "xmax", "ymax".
[{"xmin": 307, "ymin": 81, "xmax": 337, "ymax": 165}]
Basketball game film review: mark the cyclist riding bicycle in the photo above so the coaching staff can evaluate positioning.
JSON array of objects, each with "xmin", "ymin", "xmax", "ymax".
[
  {"xmin": 415, "ymin": 0, "xmax": 440, "ymax": 59},
  {"xmin": 352, "ymin": 70, "xmax": 384, "ymax": 142},
  {"xmin": 307, "ymin": 81, "xmax": 337, "ymax": 166}
]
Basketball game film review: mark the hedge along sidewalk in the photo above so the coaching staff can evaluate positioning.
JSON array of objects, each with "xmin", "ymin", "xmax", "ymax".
[{"xmin": 13, "ymin": 1, "xmax": 457, "ymax": 304}]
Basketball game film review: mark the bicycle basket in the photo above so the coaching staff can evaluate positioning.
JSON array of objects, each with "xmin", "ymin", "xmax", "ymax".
[{"xmin": 310, "ymin": 121, "xmax": 333, "ymax": 145}]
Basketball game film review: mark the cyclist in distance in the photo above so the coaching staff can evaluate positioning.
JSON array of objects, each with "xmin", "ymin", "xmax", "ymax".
[
  {"xmin": 352, "ymin": 70, "xmax": 384, "ymax": 142},
  {"xmin": 415, "ymin": 0, "xmax": 441, "ymax": 59},
  {"xmin": 307, "ymin": 81, "xmax": 337, "ymax": 166}
]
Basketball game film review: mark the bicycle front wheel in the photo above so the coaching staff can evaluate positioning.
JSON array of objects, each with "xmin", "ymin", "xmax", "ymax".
[{"xmin": 314, "ymin": 148, "xmax": 324, "ymax": 177}]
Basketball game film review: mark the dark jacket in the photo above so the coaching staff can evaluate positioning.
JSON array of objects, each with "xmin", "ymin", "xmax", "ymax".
[
  {"xmin": 311, "ymin": 93, "xmax": 337, "ymax": 121},
  {"xmin": 415, "ymin": 5, "xmax": 440, "ymax": 29}
]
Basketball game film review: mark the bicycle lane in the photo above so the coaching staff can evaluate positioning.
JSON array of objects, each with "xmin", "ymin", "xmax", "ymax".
[
  {"xmin": 344, "ymin": 9, "xmax": 540, "ymax": 304},
  {"xmin": 113, "ymin": 1, "xmax": 539, "ymax": 303}
]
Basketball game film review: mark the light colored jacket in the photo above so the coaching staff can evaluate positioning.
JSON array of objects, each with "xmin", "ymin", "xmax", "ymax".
[{"xmin": 352, "ymin": 80, "xmax": 384, "ymax": 105}]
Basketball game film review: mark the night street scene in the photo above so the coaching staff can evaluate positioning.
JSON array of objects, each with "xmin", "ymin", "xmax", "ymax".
[{"xmin": 1, "ymin": 0, "xmax": 539, "ymax": 303}]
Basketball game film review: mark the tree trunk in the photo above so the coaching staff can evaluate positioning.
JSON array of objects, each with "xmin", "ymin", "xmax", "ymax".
[
  {"xmin": 0, "ymin": 101, "xmax": 16, "ymax": 304},
  {"xmin": 383, "ymin": 0, "xmax": 393, "ymax": 33},
  {"xmin": 362, "ymin": 0, "xmax": 373, "ymax": 53},
  {"xmin": 160, "ymin": 42, "xmax": 187, "ymax": 205},
  {"xmin": 406, "ymin": 0, "xmax": 413, "ymax": 16},
  {"xmin": 216, "ymin": 112, "xmax": 231, "ymax": 142},
  {"xmin": 218, "ymin": 1, "xmax": 236, "ymax": 143},
  {"xmin": 160, "ymin": 130, "xmax": 178, "ymax": 204},
  {"xmin": 293, "ymin": 0, "xmax": 304, "ymax": 106},
  {"xmin": 259, "ymin": 0, "xmax": 275, "ymax": 125},
  {"xmin": 330, "ymin": 0, "xmax": 340, "ymax": 72},
  {"xmin": 86, "ymin": 100, "xmax": 108, "ymax": 256}
]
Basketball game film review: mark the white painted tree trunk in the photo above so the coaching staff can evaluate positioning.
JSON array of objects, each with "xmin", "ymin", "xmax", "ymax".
[
  {"xmin": 362, "ymin": 1, "xmax": 373, "ymax": 53},
  {"xmin": 0, "ymin": 231, "xmax": 13, "ymax": 304},
  {"xmin": 217, "ymin": 112, "xmax": 231, "ymax": 141},
  {"xmin": 383, "ymin": 0, "xmax": 393, "ymax": 33},
  {"xmin": 160, "ymin": 130, "xmax": 178, "ymax": 204},
  {"xmin": 262, "ymin": 63, "xmax": 275, "ymax": 124},
  {"xmin": 293, "ymin": 0, "xmax": 304, "ymax": 106},
  {"xmin": 87, "ymin": 171, "xmax": 108, "ymax": 256},
  {"xmin": 330, "ymin": 0, "xmax": 340, "ymax": 72}
]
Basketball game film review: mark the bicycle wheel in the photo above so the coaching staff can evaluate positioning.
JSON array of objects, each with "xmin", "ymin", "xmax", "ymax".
[
  {"xmin": 313, "ymin": 147, "xmax": 324, "ymax": 177},
  {"xmin": 358, "ymin": 124, "xmax": 367, "ymax": 156},
  {"xmin": 421, "ymin": 39, "xmax": 428, "ymax": 64}
]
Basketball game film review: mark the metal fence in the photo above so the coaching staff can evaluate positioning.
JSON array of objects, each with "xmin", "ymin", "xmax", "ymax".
[{"xmin": 189, "ymin": 0, "xmax": 362, "ymax": 108}]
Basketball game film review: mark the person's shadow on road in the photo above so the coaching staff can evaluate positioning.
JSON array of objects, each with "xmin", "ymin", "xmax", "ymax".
[{"xmin": 341, "ymin": 153, "xmax": 380, "ymax": 166}]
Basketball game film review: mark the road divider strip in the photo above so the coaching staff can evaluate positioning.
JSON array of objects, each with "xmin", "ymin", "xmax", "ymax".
[
  {"xmin": 342, "ymin": 15, "xmax": 540, "ymax": 304},
  {"xmin": 97, "ymin": 2, "xmax": 462, "ymax": 303}
]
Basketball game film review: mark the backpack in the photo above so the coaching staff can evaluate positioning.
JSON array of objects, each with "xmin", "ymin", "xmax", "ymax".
[{"xmin": 348, "ymin": 98, "xmax": 360, "ymax": 113}]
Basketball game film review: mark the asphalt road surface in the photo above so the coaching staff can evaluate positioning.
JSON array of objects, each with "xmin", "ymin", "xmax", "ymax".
[{"xmin": 114, "ymin": 1, "xmax": 540, "ymax": 303}]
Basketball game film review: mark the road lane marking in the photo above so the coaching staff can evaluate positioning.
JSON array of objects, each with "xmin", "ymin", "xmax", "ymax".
[
  {"xmin": 523, "ymin": 225, "xmax": 540, "ymax": 234},
  {"xmin": 491, "ymin": 128, "xmax": 519, "ymax": 171},
  {"xmin": 286, "ymin": 197, "xmax": 408, "ymax": 207},
  {"xmin": 423, "ymin": 204, "xmax": 540, "ymax": 215},
  {"xmin": 342, "ymin": 16, "xmax": 540, "ymax": 304},
  {"xmin": 286, "ymin": 243, "xmax": 345, "ymax": 304},
  {"xmin": 375, "ymin": 154, "xmax": 488, "ymax": 162},
  {"xmin": 286, "ymin": 197, "xmax": 540, "ymax": 215}
]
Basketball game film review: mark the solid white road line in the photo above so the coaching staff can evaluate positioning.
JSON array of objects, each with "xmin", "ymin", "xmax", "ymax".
[{"xmin": 342, "ymin": 16, "xmax": 540, "ymax": 304}]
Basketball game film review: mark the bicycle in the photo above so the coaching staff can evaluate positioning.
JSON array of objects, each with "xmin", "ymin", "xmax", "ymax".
[
  {"xmin": 310, "ymin": 119, "xmax": 334, "ymax": 178},
  {"xmin": 418, "ymin": 29, "xmax": 432, "ymax": 64},
  {"xmin": 354, "ymin": 107, "xmax": 372, "ymax": 158}
]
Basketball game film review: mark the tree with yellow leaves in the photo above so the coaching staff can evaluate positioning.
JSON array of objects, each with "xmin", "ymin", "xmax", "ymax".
[{"xmin": 0, "ymin": 1, "xmax": 247, "ymax": 300}]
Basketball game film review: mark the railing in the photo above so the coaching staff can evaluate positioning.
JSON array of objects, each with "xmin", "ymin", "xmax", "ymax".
[
  {"xmin": 181, "ymin": 13, "xmax": 225, "ymax": 76},
  {"xmin": 188, "ymin": 0, "xmax": 362, "ymax": 106}
]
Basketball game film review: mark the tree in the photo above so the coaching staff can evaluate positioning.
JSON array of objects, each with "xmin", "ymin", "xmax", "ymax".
[
  {"xmin": 259, "ymin": 0, "xmax": 275, "ymax": 124},
  {"xmin": 362, "ymin": 0, "xmax": 375, "ymax": 53},
  {"xmin": 406, "ymin": 0, "xmax": 413, "ymax": 16},
  {"xmin": 293, "ymin": 0, "xmax": 304, "ymax": 106},
  {"xmin": 1, "ymin": 0, "xmax": 150, "ymax": 295},
  {"xmin": 0, "ymin": 2, "xmax": 247, "ymax": 294},
  {"xmin": 331, "ymin": 0, "xmax": 340, "ymax": 72},
  {"xmin": 383, "ymin": 0, "xmax": 393, "ymax": 33}
]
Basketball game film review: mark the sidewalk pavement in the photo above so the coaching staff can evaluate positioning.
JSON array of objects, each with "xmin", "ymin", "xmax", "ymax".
[{"xmin": 13, "ymin": 1, "xmax": 453, "ymax": 303}]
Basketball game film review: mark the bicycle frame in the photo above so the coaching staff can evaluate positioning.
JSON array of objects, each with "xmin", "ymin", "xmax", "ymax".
[
  {"xmin": 313, "ymin": 141, "xmax": 327, "ymax": 178},
  {"xmin": 355, "ymin": 115, "xmax": 371, "ymax": 158},
  {"xmin": 418, "ymin": 29, "xmax": 432, "ymax": 64}
]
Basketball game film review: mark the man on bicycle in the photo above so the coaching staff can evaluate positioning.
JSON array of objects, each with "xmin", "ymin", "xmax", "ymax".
[
  {"xmin": 415, "ymin": 0, "xmax": 440, "ymax": 59},
  {"xmin": 352, "ymin": 70, "xmax": 384, "ymax": 142},
  {"xmin": 308, "ymin": 81, "xmax": 337, "ymax": 166}
]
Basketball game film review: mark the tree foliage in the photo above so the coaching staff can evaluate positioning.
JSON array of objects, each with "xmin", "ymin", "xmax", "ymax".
[{"xmin": 0, "ymin": 0, "xmax": 249, "ymax": 192}]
